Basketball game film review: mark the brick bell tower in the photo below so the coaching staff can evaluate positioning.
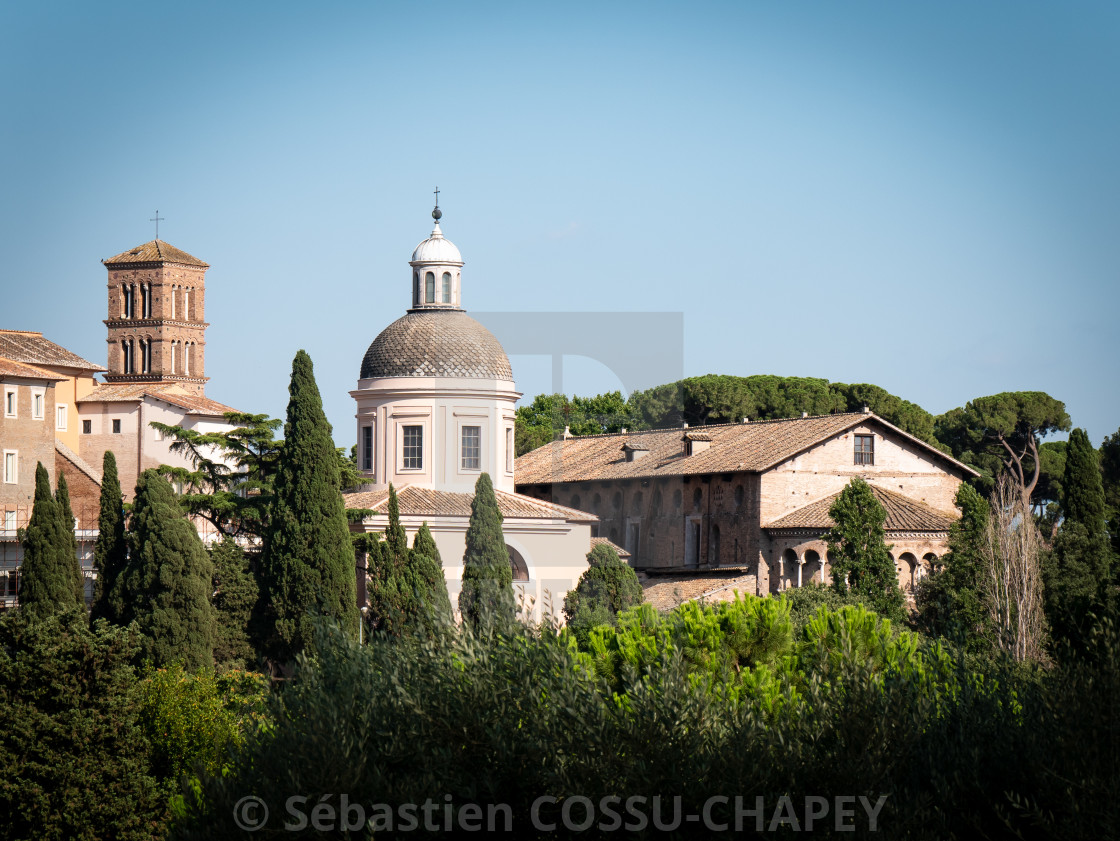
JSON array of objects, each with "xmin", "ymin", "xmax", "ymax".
[{"xmin": 101, "ymin": 239, "xmax": 210, "ymax": 395}]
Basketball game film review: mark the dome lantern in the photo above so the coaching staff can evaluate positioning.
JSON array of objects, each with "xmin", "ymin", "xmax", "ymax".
[{"xmin": 409, "ymin": 193, "xmax": 464, "ymax": 309}]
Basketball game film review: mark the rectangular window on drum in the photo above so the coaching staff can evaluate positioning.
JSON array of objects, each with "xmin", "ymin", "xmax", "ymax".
[
  {"xmin": 402, "ymin": 425, "xmax": 423, "ymax": 470},
  {"xmin": 362, "ymin": 426, "xmax": 373, "ymax": 471},
  {"xmin": 854, "ymin": 434, "xmax": 874, "ymax": 466},
  {"xmin": 462, "ymin": 426, "xmax": 481, "ymax": 470}
]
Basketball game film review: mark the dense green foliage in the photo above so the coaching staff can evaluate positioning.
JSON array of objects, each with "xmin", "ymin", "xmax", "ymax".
[
  {"xmin": 170, "ymin": 601, "xmax": 1120, "ymax": 840},
  {"xmin": 259, "ymin": 350, "xmax": 358, "ymax": 662},
  {"xmin": 934, "ymin": 391, "xmax": 1071, "ymax": 495},
  {"xmin": 367, "ymin": 487, "xmax": 452, "ymax": 635},
  {"xmin": 124, "ymin": 470, "xmax": 216, "ymax": 670},
  {"xmin": 1044, "ymin": 428, "xmax": 1115, "ymax": 647},
  {"xmin": 137, "ymin": 664, "xmax": 269, "ymax": 791},
  {"xmin": 152, "ymin": 412, "xmax": 282, "ymax": 540},
  {"xmin": 1103, "ymin": 426, "xmax": 1120, "ymax": 557},
  {"xmin": 91, "ymin": 449, "xmax": 128, "ymax": 625},
  {"xmin": 18, "ymin": 463, "xmax": 79, "ymax": 619},
  {"xmin": 0, "ymin": 609, "xmax": 166, "ymax": 841},
  {"xmin": 915, "ymin": 482, "xmax": 991, "ymax": 648},
  {"xmin": 562, "ymin": 542, "xmax": 643, "ymax": 645},
  {"xmin": 208, "ymin": 538, "xmax": 259, "ymax": 672},
  {"xmin": 54, "ymin": 473, "xmax": 85, "ymax": 605},
  {"xmin": 515, "ymin": 376, "xmax": 944, "ymax": 455},
  {"xmin": 825, "ymin": 478, "xmax": 904, "ymax": 621},
  {"xmin": 458, "ymin": 472, "xmax": 515, "ymax": 628}
]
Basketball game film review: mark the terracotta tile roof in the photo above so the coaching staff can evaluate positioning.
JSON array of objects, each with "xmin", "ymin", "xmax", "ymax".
[
  {"xmin": 78, "ymin": 382, "xmax": 241, "ymax": 416},
  {"xmin": 765, "ymin": 484, "xmax": 956, "ymax": 532},
  {"xmin": 0, "ymin": 330, "xmax": 103, "ymax": 372},
  {"xmin": 55, "ymin": 439, "xmax": 102, "ymax": 486},
  {"xmin": 343, "ymin": 484, "xmax": 598, "ymax": 523},
  {"xmin": 102, "ymin": 240, "xmax": 209, "ymax": 268},
  {"xmin": 642, "ymin": 570, "xmax": 758, "ymax": 612},
  {"xmin": 516, "ymin": 412, "xmax": 978, "ymax": 484},
  {"xmin": 0, "ymin": 357, "xmax": 67, "ymax": 381},
  {"xmin": 590, "ymin": 536, "xmax": 631, "ymax": 559}
]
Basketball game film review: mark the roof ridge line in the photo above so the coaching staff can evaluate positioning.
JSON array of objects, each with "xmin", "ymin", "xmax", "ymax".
[{"xmin": 534, "ymin": 411, "xmax": 869, "ymax": 441}]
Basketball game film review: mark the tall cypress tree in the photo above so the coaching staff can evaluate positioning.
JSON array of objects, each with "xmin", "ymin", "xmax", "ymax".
[
  {"xmin": 826, "ymin": 477, "xmax": 903, "ymax": 620},
  {"xmin": 1045, "ymin": 428, "xmax": 1115, "ymax": 646},
  {"xmin": 54, "ymin": 473, "xmax": 86, "ymax": 606},
  {"xmin": 126, "ymin": 469, "xmax": 215, "ymax": 669},
  {"xmin": 210, "ymin": 536, "xmax": 259, "ymax": 671},
  {"xmin": 410, "ymin": 522, "xmax": 452, "ymax": 626},
  {"xmin": 91, "ymin": 450, "xmax": 128, "ymax": 625},
  {"xmin": 18, "ymin": 463, "xmax": 76, "ymax": 619},
  {"xmin": 260, "ymin": 350, "xmax": 358, "ymax": 661},
  {"xmin": 458, "ymin": 472, "xmax": 515, "ymax": 628},
  {"xmin": 367, "ymin": 484, "xmax": 409, "ymax": 635}
]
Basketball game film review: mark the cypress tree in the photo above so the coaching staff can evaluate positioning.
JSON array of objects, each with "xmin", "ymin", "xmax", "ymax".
[
  {"xmin": 1045, "ymin": 428, "xmax": 1115, "ymax": 646},
  {"xmin": 915, "ymin": 482, "xmax": 990, "ymax": 647},
  {"xmin": 210, "ymin": 537, "xmax": 259, "ymax": 671},
  {"xmin": 409, "ymin": 522, "xmax": 452, "ymax": 625},
  {"xmin": 54, "ymin": 473, "xmax": 86, "ymax": 606},
  {"xmin": 563, "ymin": 542, "xmax": 643, "ymax": 644},
  {"xmin": 458, "ymin": 472, "xmax": 515, "ymax": 628},
  {"xmin": 126, "ymin": 469, "xmax": 215, "ymax": 669},
  {"xmin": 18, "ymin": 463, "xmax": 76, "ymax": 619},
  {"xmin": 91, "ymin": 450, "xmax": 128, "ymax": 625},
  {"xmin": 367, "ymin": 484, "xmax": 409, "ymax": 634},
  {"xmin": 260, "ymin": 350, "xmax": 358, "ymax": 661},
  {"xmin": 826, "ymin": 477, "xmax": 904, "ymax": 620}
]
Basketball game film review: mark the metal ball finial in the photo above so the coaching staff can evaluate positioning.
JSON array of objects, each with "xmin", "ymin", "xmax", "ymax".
[{"xmin": 432, "ymin": 186, "xmax": 442, "ymax": 223}]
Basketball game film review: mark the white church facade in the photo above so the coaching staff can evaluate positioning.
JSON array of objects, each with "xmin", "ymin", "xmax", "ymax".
[{"xmin": 343, "ymin": 204, "xmax": 597, "ymax": 620}]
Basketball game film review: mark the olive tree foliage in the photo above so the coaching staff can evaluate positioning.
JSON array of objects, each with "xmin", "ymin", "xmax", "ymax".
[
  {"xmin": 982, "ymin": 475, "xmax": 1047, "ymax": 663},
  {"xmin": 825, "ymin": 477, "xmax": 904, "ymax": 621},
  {"xmin": 934, "ymin": 391, "xmax": 1070, "ymax": 501}
]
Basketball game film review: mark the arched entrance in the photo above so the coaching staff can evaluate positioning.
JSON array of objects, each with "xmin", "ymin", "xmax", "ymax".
[{"xmin": 507, "ymin": 545, "xmax": 529, "ymax": 582}]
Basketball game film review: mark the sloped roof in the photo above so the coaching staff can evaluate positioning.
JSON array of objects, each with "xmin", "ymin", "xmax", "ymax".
[
  {"xmin": 515, "ymin": 412, "xmax": 976, "ymax": 484},
  {"xmin": 102, "ymin": 240, "xmax": 209, "ymax": 268},
  {"xmin": 0, "ymin": 357, "xmax": 67, "ymax": 381},
  {"xmin": 343, "ymin": 484, "xmax": 597, "ymax": 523},
  {"xmin": 0, "ymin": 330, "xmax": 103, "ymax": 372},
  {"xmin": 765, "ymin": 484, "xmax": 956, "ymax": 532},
  {"xmin": 642, "ymin": 570, "xmax": 758, "ymax": 612},
  {"xmin": 55, "ymin": 439, "xmax": 102, "ymax": 486},
  {"xmin": 78, "ymin": 382, "xmax": 240, "ymax": 416}
]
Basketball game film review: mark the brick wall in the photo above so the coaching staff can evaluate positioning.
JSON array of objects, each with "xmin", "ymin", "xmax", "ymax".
[{"xmin": 0, "ymin": 378, "xmax": 57, "ymax": 512}]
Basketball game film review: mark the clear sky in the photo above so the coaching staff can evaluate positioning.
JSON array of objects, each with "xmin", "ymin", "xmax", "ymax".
[{"xmin": 2, "ymin": 1, "xmax": 1117, "ymax": 447}]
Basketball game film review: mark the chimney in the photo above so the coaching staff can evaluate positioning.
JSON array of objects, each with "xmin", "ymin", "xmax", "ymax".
[
  {"xmin": 801, "ymin": 411, "xmax": 808, "ymax": 419},
  {"xmin": 741, "ymin": 417, "xmax": 749, "ymax": 424},
  {"xmin": 562, "ymin": 425, "xmax": 572, "ymax": 439},
  {"xmin": 862, "ymin": 405, "xmax": 871, "ymax": 414},
  {"xmin": 620, "ymin": 427, "xmax": 627, "ymax": 434},
  {"xmin": 682, "ymin": 422, "xmax": 689, "ymax": 429}
]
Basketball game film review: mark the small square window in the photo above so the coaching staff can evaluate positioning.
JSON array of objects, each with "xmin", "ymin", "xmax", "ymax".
[
  {"xmin": 82, "ymin": 419, "xmax": 92, "ymax": 434},
  {"xmin": 112, "ymin": 419, "xmax": 122, "ymax": 434},
  {"xmin": 461, "ymin": 426, "xmax": 481, "ymax": 471},
  {"xmin": 402, "ymin": 425, "xmax": 423, "ymax": 470},
  {"xmin": 854, "ymin": 434, "xmax": 875, "ymax": 466}
]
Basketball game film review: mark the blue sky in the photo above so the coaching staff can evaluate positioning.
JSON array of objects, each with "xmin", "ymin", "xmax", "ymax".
[{"xmin": 2, "ymin": 1, "xmax": 1117, "ymax": 447}]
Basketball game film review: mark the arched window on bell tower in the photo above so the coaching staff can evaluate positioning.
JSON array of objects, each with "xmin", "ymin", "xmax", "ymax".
[
  {"xmin": 425, "ymin": 272, "xmax": 435, "ymax": 303},
  {"xmin": 442, "ymin": 272, "xmax": 451, "ymax": 303}
]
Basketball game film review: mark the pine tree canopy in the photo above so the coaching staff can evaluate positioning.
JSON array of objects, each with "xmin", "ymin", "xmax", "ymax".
[
  {"xmin": 91, "ymin": 450, "xmax": 128, "ymax": 625},
  {"xmin": 126, "ymin": 469, "xmax": 216, "ymax": 669},
  {"xmin": 458, "ymin": 472, "xmax": 515, "ymax": 628},
  {"xmin": 826, "ymin": 477, "xmax": 903, "ymax": 620},
  {"xmin": 54, "ymin": 473, "xmax": 86, "ymax": 605},
  {"xmin": 18, "ymin": 462, "xmax": 78, "ymax": 619},
  {"xmin": 260, "ymin": 349, "xmax": 358, "ymax": 661}
]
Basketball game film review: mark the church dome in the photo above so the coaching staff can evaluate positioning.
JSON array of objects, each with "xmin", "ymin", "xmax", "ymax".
[
  {"xmin": 359, "ymin": 310, "xmax": 513, "ymax": 380},
  {"xmin": 410, "ymin": 224, "xmax": 463, "ymax": 264}
]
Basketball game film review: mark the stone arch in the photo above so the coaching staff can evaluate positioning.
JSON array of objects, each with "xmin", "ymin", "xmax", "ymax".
[
  {"xmin": 922, "ymin": 552, "xmax": 939, "ymax": 575},
  {"xmin": 507, "ymin": 545, "xmax": 529, "ymax": 582},
  {"xmin": 805, "ymin": 548, "xmax": 823, "ymax": 584},
  {"xmin": 899, "ymin": 552, "xmax": 918, "ymax": 590},
  {"xmin": 570, "ymin": 493, "xmax": 581, "ymax": 511}
]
